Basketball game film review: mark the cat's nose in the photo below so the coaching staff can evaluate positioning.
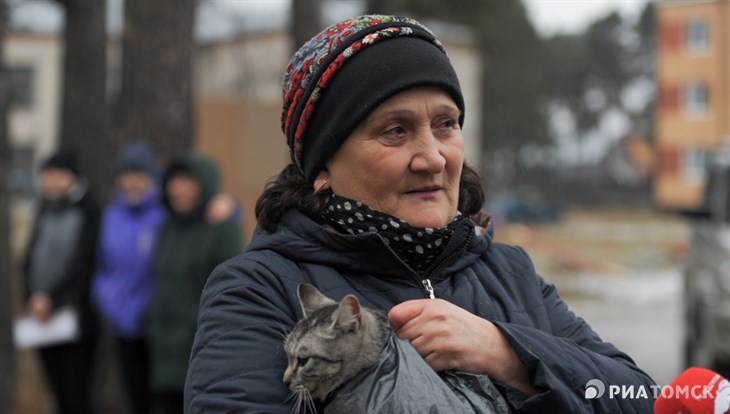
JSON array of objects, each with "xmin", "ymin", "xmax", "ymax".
[{"xmin": 283, "ymin": 369, "xmax": 292, "ymax": 386}]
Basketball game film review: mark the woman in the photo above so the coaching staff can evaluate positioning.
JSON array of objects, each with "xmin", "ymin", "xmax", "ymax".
[
  {"xmin": 147, "ymin": 153, "xmax": 243, "ymax": 414},
  {"xmin": 92, "ymin": 141, "xmax": 165, "ymax": 414},
  {"xmin": 185, "ymin": 15, "xmax": 655, "ymax": 413}
]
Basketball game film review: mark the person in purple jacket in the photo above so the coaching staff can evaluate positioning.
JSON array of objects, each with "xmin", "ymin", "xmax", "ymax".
[{"xmin": 92, "ymin": 141, "xmax": 165, "ymax": 414}]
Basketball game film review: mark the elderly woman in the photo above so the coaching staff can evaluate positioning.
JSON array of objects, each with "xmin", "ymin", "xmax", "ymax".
[{"xmin": 185, "ymin": 15, "xmax": 655, "ymax": 413}]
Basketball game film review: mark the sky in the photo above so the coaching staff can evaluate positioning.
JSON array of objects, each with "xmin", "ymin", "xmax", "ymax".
[
  {"xmin": 203, "ymin": 0, "xmax": 652, "ymax": 39},
  {"xmin": 10, "ymin": 0, "xmax": 652, "ymax": 39},
  {"xmin": 522, "ymin": 0, "xmax": 650, "ymax": 37}
]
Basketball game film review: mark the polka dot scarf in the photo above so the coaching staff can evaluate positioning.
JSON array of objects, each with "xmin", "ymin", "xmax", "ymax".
[{"xmin": 322, "ymin": 194, "xmax": 464, "ymax": 273}]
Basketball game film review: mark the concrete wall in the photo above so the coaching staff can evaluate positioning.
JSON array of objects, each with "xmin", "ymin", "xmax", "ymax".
[
  {"xmin": 196, "ymin": 99, "xmax": 289, "ymax": 243},
  {"xmin": 196, "ymin": 32, "xmax": 290, "ymax": 105},
  {"xmin": 4, "ymin": 32, "xmax": 61, "ymax": 167}
]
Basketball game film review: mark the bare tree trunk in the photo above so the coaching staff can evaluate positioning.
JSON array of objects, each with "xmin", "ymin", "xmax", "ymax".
[
  {"xmin": 291, "ymin": 0, "xmax": 321, "ymax": 53},
  {"xmin": 116, "ymin": 0, "xmax": 197, "ymax": 163},
  {"xmin": 56, "ymin": 0, "xmax": 109, "ymax": 196},
  {"xmin": 0, "ymin": 0, "xmax": 16, "ymax": 410}
]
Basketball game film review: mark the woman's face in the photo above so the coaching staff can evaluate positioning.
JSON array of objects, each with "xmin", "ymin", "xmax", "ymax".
[
  {"xmin": 117, "ymin": 171, "xmax": 154, "ymax": 206},
  {"xmin": 40, "ymin": 168, "xmax": 75, "ymax": 201},
  {"xmin": 320, "ymin": 87, "xmax": 464, "ymax": 228},
  {"xmin": 166, "ymin": 172, "xmax": 200, "ymax": 214}
]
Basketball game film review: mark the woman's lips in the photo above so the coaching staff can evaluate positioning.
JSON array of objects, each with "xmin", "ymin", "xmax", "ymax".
[{"xmin": 406, "ymin": 186, "xmax": 442, "ymax": 199}]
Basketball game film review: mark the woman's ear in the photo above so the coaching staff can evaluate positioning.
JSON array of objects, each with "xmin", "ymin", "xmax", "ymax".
[{"xmin": 313, "ymin": 170, "xmax": 331, "ymax": 193}]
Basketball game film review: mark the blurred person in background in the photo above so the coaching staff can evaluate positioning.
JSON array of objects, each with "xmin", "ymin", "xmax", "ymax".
[
  {"xmin": 91, "ymin": 141, "xmax": 165, "ymax": 414},
  {"xmin": 23, "ymin": 150, "xmax": 101, "ymax": 414},
  {"xmin": 147, "ymin": 153, "xmax": 243, "ymax": 414}
]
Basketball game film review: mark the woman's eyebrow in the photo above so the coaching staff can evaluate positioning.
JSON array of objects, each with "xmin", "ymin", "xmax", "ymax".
[
  {"xmin": 368, "ymin": 109, "xmax": 416, "ymax": 123},
  {"xmin": 369, "ymin": 104, "xmax": 460, "ymax": 123},
  {"xmin": 432, "ymin": 104, "xmax": 461, "ymax": 117}
]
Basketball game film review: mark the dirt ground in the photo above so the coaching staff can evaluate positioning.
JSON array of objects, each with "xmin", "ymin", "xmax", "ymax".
[
  {"xmin": 11, "ymin": 335, "xmax": 130, "ymax": 414},
  {"xmin": 493, "ymin": 208, "xmax": 689, "ymax": 283}
]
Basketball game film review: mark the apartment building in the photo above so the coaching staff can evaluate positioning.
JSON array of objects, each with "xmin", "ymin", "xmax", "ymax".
[{"xmin": 654, "ymin": 0, "xmax": 730, "ymax": 209}]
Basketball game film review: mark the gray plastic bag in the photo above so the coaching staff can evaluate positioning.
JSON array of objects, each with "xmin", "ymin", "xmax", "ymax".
[{"xmin": 324, "ymin": 334, "xmax": 510, "ymax": 413}]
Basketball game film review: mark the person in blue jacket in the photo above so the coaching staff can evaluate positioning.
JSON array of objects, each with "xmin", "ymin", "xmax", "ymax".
[
  {"xmin": 92, "ymin": 141, "xmax": 165, "ymax": 414},
  {"xmin": 185, "ymin": 15, "xmax": 656, "ymax": 413}
]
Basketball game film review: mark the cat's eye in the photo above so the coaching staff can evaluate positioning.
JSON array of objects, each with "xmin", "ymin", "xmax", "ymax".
[{"xmin": 297, "ymin": 357, "xmax": 309, "ymax": 367}]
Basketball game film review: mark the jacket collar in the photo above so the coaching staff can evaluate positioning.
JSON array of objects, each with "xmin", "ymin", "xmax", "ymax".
[
  {"xmin": 247, "ymin": 209, "xmax": 492, "ymax": 281},
  {"xmin": 41, "ymin": 179, "xmax": 88, "ymax": 211},
  {"xmin": 114, "ymin": 187, "xmax": 162, "ymax": 214}
]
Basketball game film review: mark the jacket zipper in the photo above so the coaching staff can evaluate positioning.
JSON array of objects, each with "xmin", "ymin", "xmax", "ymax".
[
  {"xmin": 420, "ymin": 230, "xmax": 474, "ymax": 300},
  {"xmin": 422, "ymin": 279, "xmax": 435, "ymax": 299},
  {"xmin": 375, "ymin": 237, "xmax": 436, "ymax": 299},
  {"xmin": 377, "ymin": 229, "xmax": 473, "ymax": 300}
]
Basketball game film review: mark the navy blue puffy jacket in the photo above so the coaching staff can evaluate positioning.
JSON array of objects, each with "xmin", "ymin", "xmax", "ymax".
[{"xmin": 185, "ymin": 210, "xmax": 655, "ymax": 413}]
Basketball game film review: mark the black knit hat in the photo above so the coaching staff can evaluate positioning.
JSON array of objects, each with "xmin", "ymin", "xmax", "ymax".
[
  {"xmin": 281, "ymin": 15, "xmax": 464, "ymax": 182},
  {"xmin": 42, "ymin": 151, "xmax": 79, "ymax": 175}
]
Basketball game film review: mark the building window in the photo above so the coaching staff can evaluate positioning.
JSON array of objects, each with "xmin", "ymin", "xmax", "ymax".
[
  {"xmin": 9, "ymin": 146, "xmax": 35, "ymax": 196},
  {"xmin": 660, "ymin": 21, "xmax": 681, "ymax": 53},
  {"xmin": 659, "ymin": 83, "xmax": 680, "ymax": 112},
  {"xmin": 6, "ymin": 66, "xmax": 35, "ymax": 108},
  {"xmin": 684, "ymin": 82, "xmax": 708, "ymax": 115},
  {"xmin": 683, "ymin": 146, "xmax": 706, "ymax": 183},
  {"xmin": 685, "ymin": 19, "xmax": 709, "ymax": 52},
  {"xmin": 659, "ymin": 147, "xmax": 680, "ymax": 177}
]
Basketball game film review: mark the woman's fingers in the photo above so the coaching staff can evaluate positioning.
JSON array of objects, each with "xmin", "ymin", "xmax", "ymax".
[
  {"xmin": 388, "ymin": 299, "xmax": 431, "ymax": 333},
  {"xmin": 389, "ymin": 299, "xmax": 498, "ymax": 374}
]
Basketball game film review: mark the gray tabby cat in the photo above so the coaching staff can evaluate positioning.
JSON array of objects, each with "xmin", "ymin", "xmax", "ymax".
[
  {"xmin": 283, "ymin": 284, "xmax": 510, "ymax": 414},
  {"xmin": 283, "ymin": 283, "xmax": 389, "ymax": 407}
]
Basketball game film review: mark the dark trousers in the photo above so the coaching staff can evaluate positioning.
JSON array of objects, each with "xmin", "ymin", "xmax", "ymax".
[
  {"xmin": 39, "ymin": 339, "xmax": 97, "ymax": 414},
  {"xmin": 117, "ymin": 336, "xmax": 151, "ymax": 414},
  {"xmin": 154, "ymin": 391, "xmax": 184, "ymax": 414}
]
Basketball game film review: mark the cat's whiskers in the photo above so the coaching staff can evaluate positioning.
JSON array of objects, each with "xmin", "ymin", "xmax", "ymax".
[
  {"xmin": 304, "ymin": 390, "xmax": 316, "ymax": 414},
  {"xmin": 289, "ymin": 385, "xmax": 317, "ymax": 414}
]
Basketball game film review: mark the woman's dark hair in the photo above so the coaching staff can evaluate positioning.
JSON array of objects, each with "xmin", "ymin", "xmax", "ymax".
[
  {"xmin": 458, "ymin": 163, "xmax": 486, "ymax": 220},
  {"xmin": 255, "ymin": 163, "xmax": 487, "ymax": 232}
]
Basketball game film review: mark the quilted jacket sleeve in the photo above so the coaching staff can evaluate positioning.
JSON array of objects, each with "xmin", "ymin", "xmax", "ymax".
[
  {"xmin": 492, "ymin": 248, "xmax": 656, "ymax": 413},
  {"xmin": 184, "ymin": 255, "xmax": 308, "ymax": 413}
]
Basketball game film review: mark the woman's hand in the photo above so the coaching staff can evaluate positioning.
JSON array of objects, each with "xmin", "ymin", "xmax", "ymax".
[
  {"xmin": 207, "ymin": 193, "xmax": 237, "ymax": 224},
  {"xmin": 29, "ymin": 293, "xmax": 53, "ymax": 324},
  {"xmin": 389, "ymin": 299, "xmax": 536, "ymax": 396}
]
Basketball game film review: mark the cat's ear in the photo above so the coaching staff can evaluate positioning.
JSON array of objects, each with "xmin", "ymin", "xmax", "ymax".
[
  {"xmin": 332, "ymin": 295, "xmax": 362, "ymax": 332},
  {"xmin": 297, "ymin": 283, "xmax": 335, "ymax": 318}
]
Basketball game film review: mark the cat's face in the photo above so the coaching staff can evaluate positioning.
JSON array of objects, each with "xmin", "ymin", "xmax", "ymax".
[{"xmin": 283, "ymin": 284, "xmax": 365, "ymax": 401}]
